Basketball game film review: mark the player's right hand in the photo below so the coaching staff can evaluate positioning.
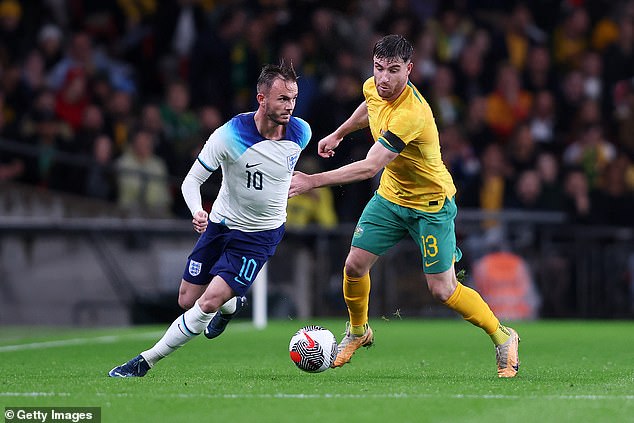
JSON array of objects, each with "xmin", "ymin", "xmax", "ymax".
[
  {"xmin": 317, "ymin": 133, "xmax": 342, "ymax": 158},
  {"xmin": 192, "ymin": 210, "xmax": 208, "ymax": 233}
]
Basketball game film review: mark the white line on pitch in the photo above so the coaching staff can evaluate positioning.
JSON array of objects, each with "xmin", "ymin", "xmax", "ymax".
[
  {"xmin": 0, "ymin": 323, "xmax": 254, "ymax": 353},
  {"xmin": 0, "ymin": 332, "xmax": 163, "ymax": 352}
]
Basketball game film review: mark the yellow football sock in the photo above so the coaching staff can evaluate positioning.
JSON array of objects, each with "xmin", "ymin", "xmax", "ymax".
[
  {"xmin": 343, "ymin": 269, "xmax": 370, "ymax": 334},
  {"xmin": 444, "ymin": 282, "xmax": 506, "ymax": 344},
  {"xmin": 489, "ymin": 324, "xmax": 511, "ymax": 346}
]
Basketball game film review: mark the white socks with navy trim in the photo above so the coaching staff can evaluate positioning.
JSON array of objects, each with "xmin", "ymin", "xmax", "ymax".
[{"xmin": 141, "ymin": 301, "xmax": 215, "ymax": 367}]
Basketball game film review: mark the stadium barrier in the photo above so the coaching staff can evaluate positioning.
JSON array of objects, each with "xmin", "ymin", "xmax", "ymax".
[{"xmin": 1, "ymin": 201, "xmax": 632, "ymax": 326}]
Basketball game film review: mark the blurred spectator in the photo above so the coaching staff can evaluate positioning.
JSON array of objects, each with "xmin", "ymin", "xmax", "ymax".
[
  {"xmin": 556, "ymin": 69, "xmax": 586, "ymax": 135},
  {"xmin": 89, "ymin": 72, "xmax": 113, "ymax": 109},
  {"xmin": 552, "ymin": 6, "xmax": 590, "ymax": 72},
  {"xmin": 188, "ymin": 7, "xmax": 246, "ymax": 114},
  {"xmin": 139, "ymin": 102, "xmax": 172, "ymax": 171},
  {"xmin": 17, "ymin": 50, "xmax": 47, "ymax": 110},
  {"xmin": 36, "ymin": 24, "xmax": 64, "ymax": 72},
  {"xmin": 562, "ymin": 122, "xmax": 616, "ymax": 188},
  {"xmin": 522, "ymin": 45, "xmax": 558, "ymax": 93},
  {"xmin": 506, "ymin": 169, "xmax": 545, "ymax": 210},
  {"xmin": 230, "ymin": 15, "xmax": 274, "ymax": 113},
  {"xmin": 71, "ymin": 104, "xmax": 106, "ymax": 155},
  {"xmin": 153, "ymin": 0, "xmax": 208, "ymax": 82},
  {"xmin": 591, "ymin": 5, "xmax": 620, "ymax": 51},
  {"xmin": 0, "ymin": 0, "xmax": 25, "ymax": 65},
  {"xmin": 427, "ymin": 5, "xmax": 472, "ymax": 64},
  {"xmin": 19, "ymin": 109, "xmax": 66, "ymax": 188},
  {"xmin": 591, "ymin": 153, "xmax": 634, "ymax": 226},
  {"xmin": 115, "ymin": 129, "xmax": 172, "ymax": 216},
  {"xmin": 160, "ymin": 79, "xmax": 199, "ymax": 153},
  {"xmin": 485, "ymin": 63, "xmax": 533, "ymax": 142},
  {"xmin": 562, "ymin": 166, "xmax": 593, "ymax": 223},
  {"xmin": 54, "ymin": 68, "xmax": 90, "ymax": 132},
  {"xmin": 19, "ymin": 88, "xmax": 65, "ymax": 140},
  {"xmin": 439, "ymin": 124, "xmax": 479, "ymax": 192},
  {"xmin": 197, "ymin": 104, "xmax": 222, "ymax": 138},
  {"xmin": 571, "ymin": 98, "xmax": 603, "ymax": 137},
  {"xmin": 535, "ymin": 151, "xmax": 565, "ymax": 211},
  {"xmin": 84, "ymin": 134, "xmax": 117, "ymax": 202},
  {"xmin": 47, "ymin": 32, "xmax": 98, "ymax": 91},
  {"xmin": 375, "ymin": 0, "xmax": 420, "ymax": 42},
  {"xmin": 602, "ymin": 14, "xmax": 634, "ymax": 104},
  {"xmin": 1, "ymin": 64, "xmax": 23, "ymax": 129},
  {"xmin": 529, "ymin": 90, "xmax": 557, "ymax": 148},
  {"xmin": 410, "ymin": 29, "xmax": 437, "ymax": 88},
  {"xmin": 614, "ymin": 78, "xmax": 634, "ymax": 155},
  {"xmin": 463, "ymin": 96, "xmax": 496, "ymax": 156},
  {"xmin": 105, "ymin": 89, "xmax": 136, "ymax": 155},
  {"xmin": 580, "ymin": 50, "xmax": 603, "ymax": 102},
  {"xmin": 506, "ymin": 123, "xmax": 539, "ymax": 175},
  {"xmin": 453, "ymin": 43, "xmax": 488, "ymax": 102},
  {"xmin": 428, "ymin": 65, "xmax": 462, "ymax": 128},
  {"xmin": 460, "ymin": 143, "xmax": 512, "ymax": 213},
  {"xmin": 499, "ymin": 2, "xmax": 547, "ymax": 71}
]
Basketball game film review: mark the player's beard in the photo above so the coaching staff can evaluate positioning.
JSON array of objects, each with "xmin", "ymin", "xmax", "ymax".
[{"xmin": 267, "ymin": 111, "xmax": 291, "ymax": 126}]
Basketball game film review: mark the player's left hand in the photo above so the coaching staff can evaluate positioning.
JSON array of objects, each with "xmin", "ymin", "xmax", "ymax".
[{"xmin": 289, "ymin": 171, "xmax": 314, "ymax": 198}]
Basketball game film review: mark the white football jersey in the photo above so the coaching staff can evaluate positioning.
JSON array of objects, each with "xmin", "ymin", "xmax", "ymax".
[{"xmin": 197, "ymin": 112, "xmax": 311, "ymax": 231}]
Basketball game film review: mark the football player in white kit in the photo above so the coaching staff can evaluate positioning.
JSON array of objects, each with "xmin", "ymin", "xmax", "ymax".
[{"xmin": 109, "ymin": 61, "xmax": 311, "ymax": 377}]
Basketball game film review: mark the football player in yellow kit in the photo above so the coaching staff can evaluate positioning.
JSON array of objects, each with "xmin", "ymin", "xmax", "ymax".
[{"xmin": 289, "ymin": 34, "xmax": 520, "ymax": 377}]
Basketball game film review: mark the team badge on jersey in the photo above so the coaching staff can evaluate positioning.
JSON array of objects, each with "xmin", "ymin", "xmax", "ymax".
[
  {"xmin": 188, "ymin": 260, "xmax": 202, "ymax": 276},
  {"xmin": 287, "ymin": 152, "xmax": 300, "ymax": 172}
]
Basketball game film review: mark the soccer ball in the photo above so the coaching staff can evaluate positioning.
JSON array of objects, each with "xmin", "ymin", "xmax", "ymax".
[{"xmin": 289, "ymin": 325, "xmax": 337, "ymax": 373}]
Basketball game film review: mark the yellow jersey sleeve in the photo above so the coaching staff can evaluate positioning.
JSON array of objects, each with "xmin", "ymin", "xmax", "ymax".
[{"xmin": 363, "ymin": 77, "xmax": 456, "ymax": 212}]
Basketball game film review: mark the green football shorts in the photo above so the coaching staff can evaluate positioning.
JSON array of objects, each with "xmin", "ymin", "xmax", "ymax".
[{"xmin": 351, "ymin": 192, "xmax": 462, "ymax": 274}]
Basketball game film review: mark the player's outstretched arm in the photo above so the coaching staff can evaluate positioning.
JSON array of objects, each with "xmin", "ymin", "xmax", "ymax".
[{"xmin": 289, "ymin": 142, "xmax": 397, "ymax": 197}]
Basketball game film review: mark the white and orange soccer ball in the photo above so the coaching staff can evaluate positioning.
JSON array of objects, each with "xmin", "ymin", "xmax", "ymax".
[{"xmin": 289, "ymin": 325, "xmax": 337, "ymax": 373}]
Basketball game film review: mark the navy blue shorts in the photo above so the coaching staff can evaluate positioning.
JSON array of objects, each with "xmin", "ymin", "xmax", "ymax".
[{"xmin": 182, "ymin": 222, "xmax": 285, "ymax": 296}]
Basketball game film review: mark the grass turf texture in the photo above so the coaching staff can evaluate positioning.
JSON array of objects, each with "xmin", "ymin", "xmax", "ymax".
[{"xmin": 1, "ymin": 320, "xmax": 633, "ymax": 423}]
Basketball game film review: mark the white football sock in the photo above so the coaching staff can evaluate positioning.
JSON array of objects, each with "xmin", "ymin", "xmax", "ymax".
[
  {"xmin": 141, "ymin": 301, "xmax": 215, "ymax": 366},
  {"xmin": 219, "ymin": 296, "xmax": 237, "ymax": 314}
]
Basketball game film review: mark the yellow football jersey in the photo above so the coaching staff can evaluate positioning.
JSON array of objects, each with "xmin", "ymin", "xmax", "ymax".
[{"xmin": 363, "ymin": 77, "xmax": 456, "ymax": 212}]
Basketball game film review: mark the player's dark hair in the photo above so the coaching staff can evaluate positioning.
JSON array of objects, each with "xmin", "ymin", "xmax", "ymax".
[
  {"xmin": 373, "ymin": 34, "xmax": 413, "ymax": 63},
  {"xmin": 256, "ymin": 60, "xmax": 298, "ymax": 94}
]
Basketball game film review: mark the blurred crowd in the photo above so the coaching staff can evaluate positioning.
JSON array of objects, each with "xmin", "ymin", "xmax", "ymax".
[{"xmin": 0, "ymin": 0, "xmax": 633, "ymax": 225}]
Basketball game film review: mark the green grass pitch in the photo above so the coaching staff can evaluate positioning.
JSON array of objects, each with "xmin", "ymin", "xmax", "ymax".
[{"xmin": 1, "ymin": 319, "xmax": 633, "ymax": 423}]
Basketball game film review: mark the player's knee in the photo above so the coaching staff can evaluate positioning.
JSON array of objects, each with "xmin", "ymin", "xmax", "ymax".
[
  {"xmin": 344, "ymin": 258, "xmax": 367, "ymax": 278},
  {"xmin": 427, "ymin": 274, "xmax": 456, "ymax": 302},
  {"xmin": 178, "ymin": 295, "xmax": 196, "ymax": 310},
  {"xmin": 429, "ymin": 284, "xmax": 454, "ymax": 302},
  {"xmin": 196, "ymin": 296, "xmax": 219, "ymax": 314}
]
